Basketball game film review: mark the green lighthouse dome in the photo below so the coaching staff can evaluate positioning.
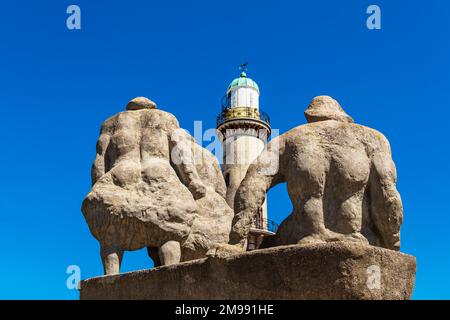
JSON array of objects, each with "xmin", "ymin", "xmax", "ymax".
[{"xmin": 227, "ymin": 72, "xmax": 260, "ymax": 93}]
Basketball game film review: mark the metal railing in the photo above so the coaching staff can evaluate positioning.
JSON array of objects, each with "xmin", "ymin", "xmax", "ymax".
[
  {"xmin": 221, "ymin": 95, "xmax": 230, "ymax": 111},
  {"xmin": 253, "ymin": 218, "xmax": 278, "ymax": 234},
  {"xmin": 216, "ymin": 107, "xmax": 271, "ymax": 127}
]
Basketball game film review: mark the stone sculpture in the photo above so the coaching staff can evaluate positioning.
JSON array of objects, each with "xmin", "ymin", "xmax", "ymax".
[
  {"xmin": 81, "ymin": 97, "xmax": 233, "ymax": 275},
  {"xmin": 227, "ymin": 96, "xmax": 403, "ymax": 251}
]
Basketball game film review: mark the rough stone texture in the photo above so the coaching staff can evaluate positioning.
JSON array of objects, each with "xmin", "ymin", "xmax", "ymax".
[
  {"xmin": 228, "ymin": 96, "xmax": 403, "ymax": 252},
  {"xmin": 81, "ymin": 97, "xmax": 233, "ymax": 275},
  {"xmin": 80, "ymin": 242, "xmax": 416, "ymax": 300}
]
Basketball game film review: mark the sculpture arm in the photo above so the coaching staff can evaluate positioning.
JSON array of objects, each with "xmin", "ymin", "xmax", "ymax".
[
  {"xmin": 213, "ymin": 158, "xmax": 227, "ymax": 199},
  {"xmin": 169, "ymin": 129, "xmax": 207, "ymax": 200},
  {"xmin": 229, "ymin": 138, "xmax": 286, "ymax": 246},
  {"xmin": 370, "ymin": 138, "xmax": 403, "ymax": 251},
  {"xmin": 91, "ymin": 129, "xmax": 111, "ymax": 186}
]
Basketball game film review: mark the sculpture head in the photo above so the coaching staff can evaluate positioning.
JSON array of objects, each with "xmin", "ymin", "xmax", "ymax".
[
  {"xmin": 126, "ymin": 97, "xmax": 157, "ymax": 110},
  {"xmin": 304, "ymin": 96, "xmax": 353, "ymax": 123}
]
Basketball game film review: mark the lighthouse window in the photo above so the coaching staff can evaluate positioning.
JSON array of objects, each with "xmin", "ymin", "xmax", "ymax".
[{"xmin": 232, "ymin": 92, "xmax": 237, "ymax": 107}]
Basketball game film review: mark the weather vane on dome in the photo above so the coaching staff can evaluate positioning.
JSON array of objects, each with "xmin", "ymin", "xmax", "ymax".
[{"xmin": 239, "ymin": 62, "xmax": 248, "ymax": 74}]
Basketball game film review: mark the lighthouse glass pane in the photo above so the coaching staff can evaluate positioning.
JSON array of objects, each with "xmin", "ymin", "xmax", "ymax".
[
  {"xmin": 231, "ymin": 90, "xmax": 238, "ymax": 108},
  {"xmin": 230, "ymin": 87, "xmax": 259, "ymax": 109},
  {"xmin": 249, "ymin": 89, "xmax": 259, "ymax": 108},
  {"xmin": 237, "ymin": 89, "xmax": 248, "ymax": 107}
]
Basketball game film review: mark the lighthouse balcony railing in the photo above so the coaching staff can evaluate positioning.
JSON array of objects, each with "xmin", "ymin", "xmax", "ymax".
[
  {"xmin": 252, "ymin": 218, "xmax": 278, "ymax": 234},
  {"xmin": 221, "ymin": 95, "xmax": 230, "ymax": 111},
  {"xmin": 216, "ymin": 107, "xmax": 270, "ymax": 127}
]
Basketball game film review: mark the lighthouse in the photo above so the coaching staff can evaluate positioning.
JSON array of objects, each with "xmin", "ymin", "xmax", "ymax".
[{"xmin": 216, "ymin": 67, "xmax": 276, "ymax": 250}]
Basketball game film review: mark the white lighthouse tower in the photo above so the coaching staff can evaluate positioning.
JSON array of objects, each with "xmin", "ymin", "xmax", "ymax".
[{"xmin": 216, "ymin": 67, "xmax": 276, "ymax": 250}]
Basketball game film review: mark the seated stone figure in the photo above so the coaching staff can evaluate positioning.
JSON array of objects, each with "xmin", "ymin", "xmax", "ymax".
[
  {"xmin": 82, "ymin": 97, "xmax": 233, "ymax": 275},
  {"xmin": 227, "ymin": 96, "xmax": 403, "ymax": 252}
]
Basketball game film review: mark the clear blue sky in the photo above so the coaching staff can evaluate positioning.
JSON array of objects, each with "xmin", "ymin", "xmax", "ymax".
[{"xmin": 0, "ymin": 0, "xmax": 449, "ymax": 299}]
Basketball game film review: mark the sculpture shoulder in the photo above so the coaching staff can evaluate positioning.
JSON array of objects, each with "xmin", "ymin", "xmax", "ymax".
[
  {"xmin": 99, "ymin": 113, "xmax": 119, "ymax": 134},
  {"xmin": 278, "ymin": 121, "xmax": 391, "ymax": 153},
  {"xmin": 140, "ymin": 109, "xmax": 180, "ymax": 130},
  {"xmin": 99, "ymin": 109, "xmax": 180, "ymax": 134},
  {"xmin": 278, "ymin": 123, "xmax": 309, "ymax": 140},
  {"xmin": 99, "ymin": 110, "xmax": 138, "ymax": 132},
  {"xmin": 351, "ymin": 123, "xmax": 392, "ymax": 154},
  {"xmin": 282, "ymin": 120, "xmax": 343, "ymax": 137},
  {"xmin": 280, "ymin": 121, "xmax": 330, "ymax": 143}
]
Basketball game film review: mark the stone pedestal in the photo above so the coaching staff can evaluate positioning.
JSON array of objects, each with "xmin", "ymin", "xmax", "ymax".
[{"xmin": 80, "ymin": 242, "xmax": 416, "ymax": 300}]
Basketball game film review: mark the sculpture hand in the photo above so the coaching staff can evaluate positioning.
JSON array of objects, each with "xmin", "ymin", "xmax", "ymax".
[{"xmin": 188, "ymin": 180, "xmax": 207, "ymax": 200}]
